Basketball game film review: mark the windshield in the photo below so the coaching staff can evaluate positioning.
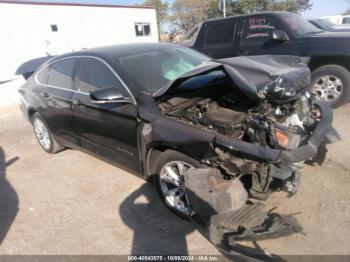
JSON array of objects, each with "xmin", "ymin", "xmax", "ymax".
[
  {"xmin": 117, "ymin": 46, "xmax": 210, "ymax": 95},
  {"xmin": 280, "ymin": 13, "xmax": 323, "ymax": 36}
]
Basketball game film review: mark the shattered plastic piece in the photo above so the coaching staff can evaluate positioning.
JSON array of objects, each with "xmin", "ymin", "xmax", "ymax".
[{"xmin": 183, "ymin": 168, "xmax": 248, "ymax": 218}]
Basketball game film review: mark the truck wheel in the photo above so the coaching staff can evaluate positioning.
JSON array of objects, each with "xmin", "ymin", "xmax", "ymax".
[
  {"xmin": 310, "ymin": 65, "xmax": 350, "ymax": 108},
  {"xmin": 153, "ymin": 150, "xmax": 202, "ymax": 218},
  {"xmin": 31, "ymin": 113, "xmax": 65, "ymax": 154}
]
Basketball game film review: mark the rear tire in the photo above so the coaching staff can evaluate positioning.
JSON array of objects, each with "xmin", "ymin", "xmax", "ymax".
[
  {"xmin": 153, "ymin": 150, "xmax": 202, "ymax": 219},
  {"xmin": 310, "ymin": 65, "xmax": 350, "ymax": 108},
  {"xmin": 31, "ymin": 113, "xmax": 65, "ymax": 154}
]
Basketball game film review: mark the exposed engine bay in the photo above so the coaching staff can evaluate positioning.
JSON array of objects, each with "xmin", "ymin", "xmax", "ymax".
[
  {"xmin": 157, "ymin": 88, "xmax": 322, "ymax": 200},
  {"xmin": 151, "ymin": 56, "xmax": 340, "ymax": 259},
  {"xmin": 144, "ymin": 55, "xmax": 339, "ymax": 259}
]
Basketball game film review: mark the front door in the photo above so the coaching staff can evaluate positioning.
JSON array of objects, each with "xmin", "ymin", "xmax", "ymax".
[
  {"xmin": 239, "ymin": 15, "xmax": 298, "ymax": 56},
  {"xmin": 72, "ymin": 57, "xmax": 139, "ymax": 172}
]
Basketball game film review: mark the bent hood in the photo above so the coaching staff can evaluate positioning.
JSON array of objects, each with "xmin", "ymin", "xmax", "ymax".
[{"xmin": 154, "ymin": 55, "xmax": 311, "ymax": 102}]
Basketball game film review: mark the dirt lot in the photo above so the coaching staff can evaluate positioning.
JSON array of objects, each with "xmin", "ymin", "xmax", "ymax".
[{"xmin": 0, "ymin": 103, "xmax": 350, "ymax": 258}]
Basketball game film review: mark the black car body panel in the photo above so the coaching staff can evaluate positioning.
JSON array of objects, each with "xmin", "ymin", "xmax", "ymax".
[
  {"xmin": 182, "ymin": 12, "xmax": 350, "ymax": 89},
  {"xmin": 182, "ymin": 12, "xmax": 350, "ymax": 58},
  {"xmin": 182, "ymin": 12, "xmax": 350, "ymax": 108},
  {"xmin": 299, "ymin": 31, "xmax": 350, "ymax": 57},
  {"xmin": 18, "ymin": 43, "xmax": 339, "ymax": 259},
  {"xmin": 156, "ymin": 55, "xmax": 311, "ymax": 102},
  {"xmin": 309, "ymin": 19, "xmax": 350, "ymax": 32}
]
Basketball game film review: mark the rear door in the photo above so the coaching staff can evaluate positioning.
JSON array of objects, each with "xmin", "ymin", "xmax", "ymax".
[
  {"xmin": 239, "ymin": 14, "xmax": 298, "ymax": 56},
  {"xmin": 35, "ymin": 57, "xmax": 79, "ymax": 145},
  {"xmin": 71, "ymin": 57, "xmax": 140, "ymax": 172},
  {"xmin": 197, "ymin": 19, "xmax": 239, "ymax": 58}
]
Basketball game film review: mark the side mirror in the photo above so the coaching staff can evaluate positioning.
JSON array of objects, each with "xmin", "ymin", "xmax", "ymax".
[
  {"xmin": 271, "ymin": 30, "xmax": 290, "ymax": 42},
  {"xmin": 90, "ymin": 87, "xmax": 130, "ymax": 104}
]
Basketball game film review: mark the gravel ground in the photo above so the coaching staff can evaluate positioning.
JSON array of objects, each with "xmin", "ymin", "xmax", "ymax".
[{"xmin": 0, "ymin": 103, "xmax": 349, "ymax": 258}]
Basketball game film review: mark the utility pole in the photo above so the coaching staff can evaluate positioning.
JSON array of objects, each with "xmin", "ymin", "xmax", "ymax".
[{"xmin": 223, "ymin": 0, "xmax": 226, "ymax": 18}]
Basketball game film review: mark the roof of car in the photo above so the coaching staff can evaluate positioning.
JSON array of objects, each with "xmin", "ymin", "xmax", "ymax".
[
  {"xmin": 56, "ymin": 43, "xmax": 179, "ymax": 61},
  {"xmin": 204, "ymin": 11, "xmax": 291, "ymax": 23}
]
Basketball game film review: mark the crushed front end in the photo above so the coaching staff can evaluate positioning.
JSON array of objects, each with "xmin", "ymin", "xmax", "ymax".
[{"xmin": 148, "ymin": 55, "xmax": 340, "ymax": 259}]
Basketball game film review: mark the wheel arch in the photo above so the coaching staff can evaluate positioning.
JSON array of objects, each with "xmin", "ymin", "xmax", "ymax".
[
  {"xmin": 144, "ymin": 146, "xmax": 204, "ymax": 179},
  {"xmin": 309, "ymin": 56, "xmax": 350, "ymax": 72},
  {"xmin": 27, "ymin": 108, "xmax": 37, "ymax": 121}
]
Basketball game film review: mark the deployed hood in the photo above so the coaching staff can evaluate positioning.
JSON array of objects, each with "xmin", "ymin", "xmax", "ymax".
[{"xmin": 154, "ymin": 55, "xmax": 311, "ymax": 102}]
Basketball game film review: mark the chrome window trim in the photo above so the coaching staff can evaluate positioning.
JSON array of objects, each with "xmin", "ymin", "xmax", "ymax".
[
  {"xmin": 34, "ymin": 55, "xmax": 137, "ymax": 105},
  {"xmin": 35, "ymin": 57, "xmax": 79, "ymax": 92}
]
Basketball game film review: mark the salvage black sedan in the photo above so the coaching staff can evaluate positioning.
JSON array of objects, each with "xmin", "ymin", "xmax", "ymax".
[{"xmin": 18, "ymin": 43, "xmax": 339, "ymax": 258}]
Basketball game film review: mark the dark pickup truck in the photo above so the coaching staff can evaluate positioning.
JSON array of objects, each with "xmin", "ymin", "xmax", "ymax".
[{"xmin": 181, "ymin": 11, "xmax": 350, "ymax": 108}]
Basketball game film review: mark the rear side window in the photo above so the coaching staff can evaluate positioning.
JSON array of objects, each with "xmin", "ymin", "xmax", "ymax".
[
  {"xmin": 36, "ymin": 65, "xmax": 49, "ymax": 85},
  {"xmin": 48, "ymin": 58, "xmax": 76, "ymax": 90},
  {"xmin": 77, "ymin": 58, "xmax": 126, "ymax": 95},
  {"xmin": 241, "ymin": 16, "xmax": 279, "ymax": 44},
  {"xmin": 204, "ymin": 20, "xmax": 235, "ymax": 45}
]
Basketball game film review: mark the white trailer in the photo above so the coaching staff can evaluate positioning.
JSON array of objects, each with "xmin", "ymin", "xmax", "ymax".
[{"xmin": 0, "ymin": 0, "xmax": 158, "ymax": 81}]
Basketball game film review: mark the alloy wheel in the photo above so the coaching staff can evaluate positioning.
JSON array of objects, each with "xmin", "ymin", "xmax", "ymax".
[
  {"xmin": 159, "ymin": 161, "xmax": 194, "ymax": 216},
  {"xmin": 33, "ymin": 118, "xmax": 51, "ymax": 150},
  {"xmin": 312, "ymin": 75, "xmax": 343, "ymax": 102}
]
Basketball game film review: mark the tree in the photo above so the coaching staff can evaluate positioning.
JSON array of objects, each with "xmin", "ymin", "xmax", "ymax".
[
  {"xmin": 269, "ymin": 0, "xmax": 312, "ymax": 13},
  {"xmin": 216, "ymin": 0, "xmax": 312, "ymax": 16},
  {"xmin": 170, "ymin": 0, "xmax": 214, "ymax": 33},
  {"xmin": 141, "ymin": 0, "xmax": 169, "ymax": 36}
]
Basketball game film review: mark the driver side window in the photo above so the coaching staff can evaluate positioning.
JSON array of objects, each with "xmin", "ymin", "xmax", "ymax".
[
  {"xmin": 77, "ymin": 57, "xmax": 127, "ymax": 96},
  {"xmin": 241, "ymin": 16, "xmax": 281, "ymax": 45}
]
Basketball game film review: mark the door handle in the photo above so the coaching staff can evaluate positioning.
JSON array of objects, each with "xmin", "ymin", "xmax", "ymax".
[
  {"xmin": 73, "ymin": 99, "xmax": 82, "ymax": 106},
  {"xmin": 41, "ymin": 92, "xmax": 50, "ymax": 99},
  {"xmin": 240, "ymin": 50, "xmax": 249, "ymax": 55}
]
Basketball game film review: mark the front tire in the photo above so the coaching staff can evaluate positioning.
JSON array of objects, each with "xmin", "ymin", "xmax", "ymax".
[
  {"xmin": 31, "ymin": 113, "xmax": 65, "ymax": 154},
  {"xmin": 153, "ymin": 150, "xmax": 202, "ymax": 218},
  {"xmin": 310, "ymin": 65, "xmax": 350, "ymax": 108}
]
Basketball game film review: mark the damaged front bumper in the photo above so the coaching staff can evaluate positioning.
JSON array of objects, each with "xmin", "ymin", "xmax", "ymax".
[
  {"xmin": 182, "ymin": 98, "xmax": 341, "ymax": 260},
  {"xmin": 183, "ymin": 168, "xmax": 304, "ymax": 261},
  {"xmin": 198, "ymin": 203, "xmax": 303, "ymax": 261},
  {"xmin": 215, "ymin": 101, "xmax": 340, "ymax": 164}
]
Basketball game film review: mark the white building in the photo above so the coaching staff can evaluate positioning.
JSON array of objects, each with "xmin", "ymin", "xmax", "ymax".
[{"xmin": 0, "ymin": 0, "xmax": 158, "ymax": 81}]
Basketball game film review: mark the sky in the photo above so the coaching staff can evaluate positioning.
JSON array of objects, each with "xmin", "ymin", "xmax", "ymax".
[{"xmin": 16, "ymin": 0, "xmax": 350, "ymax": 19}]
